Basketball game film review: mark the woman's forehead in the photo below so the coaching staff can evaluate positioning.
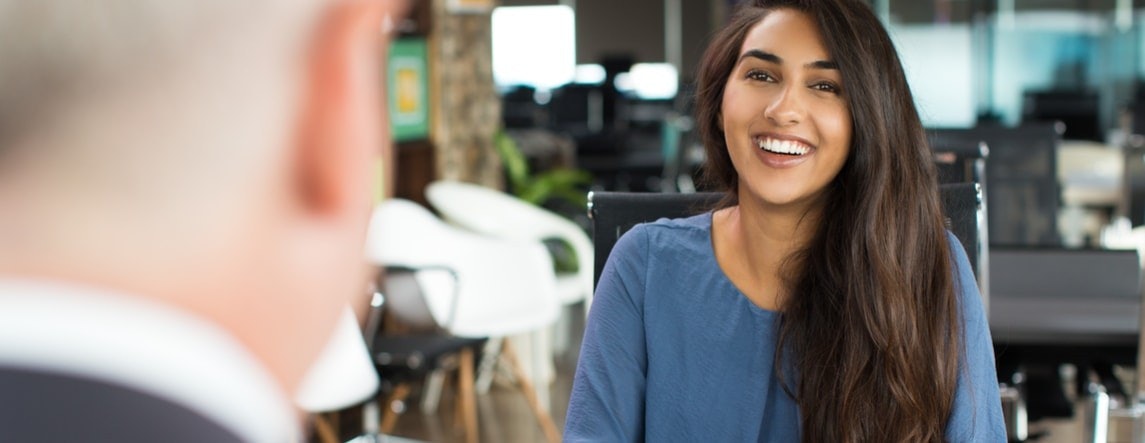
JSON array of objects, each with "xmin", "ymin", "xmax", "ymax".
[{"xmin": 738, "ymin": 9, "xmax": 831, "ymax": 64}]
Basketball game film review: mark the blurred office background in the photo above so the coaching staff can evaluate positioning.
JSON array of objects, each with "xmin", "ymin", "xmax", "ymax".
[{"xmin": 344, "ymin": 1, "xmax": 1145, "ymax": 442}]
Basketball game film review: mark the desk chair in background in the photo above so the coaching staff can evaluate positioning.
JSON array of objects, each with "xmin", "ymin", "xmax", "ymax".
[
  {"xmin": 294, "ymin": 307, "xmax": 387, "ymax": 443},
  {"xmin": 929, "ymin": 123, "xmax": 1061, "ymax": 248},
  {"xmin": 587, "ymin": 184, "xmax": 1005, "ymax": 436},
  {"xmin": 588, "ymin": 191, "xmax": 721, "ymax": 286},
  {"xmin": 364, "ymin": 266, "xmax": 485, "ymax": 442},
  {"xmin": 425, "ymin": 180, "xmax": 594, "ymax": 390},
  {"xmin": 930, "ymin": 139, "xmax": 990, "ymax": 317},
  {"xmin": 589, "ymin": 184, "xmax": 985, "ymax": 295},
  {"xmin": 931, "ymin": 138, "xmax": 988, "ymax": 186},
  {"xmin": 367, "ymin": 199, "xmax": 563, "ymax": 443}
]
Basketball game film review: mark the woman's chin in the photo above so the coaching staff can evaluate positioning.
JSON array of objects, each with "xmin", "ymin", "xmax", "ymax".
[{"xmin": 739, "ymin": 186, "xmax": 825, "ymax": 212}]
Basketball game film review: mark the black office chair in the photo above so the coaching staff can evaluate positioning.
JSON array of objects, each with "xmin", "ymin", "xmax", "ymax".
[
  {"xmin": 589, "ymin": 183, "xmax": 985, "ymax": 287},
  {"xmin": 939, "ymin": 183, "xmax": 988, "ymax": 292},
  {"xmin": 586, "ymin": 184, "xmax": 1009, "ymax": 437},
  {"xmin": 588, "ymin": 191, "xmax": 721, "ymax": 285},
  {"xmin": 930, "ymin": 138, "xmax": 989, "ymax": 186},
  {"xmin": 363, "ymin": 266, "xmax": 486, "ymax": 441},
  {"xmin": 929, "ymin": 124, "xmax": 1061, "ymax": 247}
]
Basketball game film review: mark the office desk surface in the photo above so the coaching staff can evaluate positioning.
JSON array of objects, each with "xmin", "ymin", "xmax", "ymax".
[
  {"xmin": 988, "ymin": 247, "xmax": 1141, "ymax": 363},
  {"xmin": 990, "ymin": 296, "xmax": 1138, "ymax": 346}
]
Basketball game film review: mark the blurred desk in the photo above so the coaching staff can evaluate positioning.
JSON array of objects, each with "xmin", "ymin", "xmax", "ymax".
[
  {"xmin": 992, "ymin": 297, "xmax": 1137, "ymax": 346},
  {"xmin": 989, "ymin": 247, "xmax": 1140, "ymax": 365}
]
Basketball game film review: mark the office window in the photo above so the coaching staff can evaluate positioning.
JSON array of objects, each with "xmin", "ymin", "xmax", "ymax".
[
  {"xmin": 491, "ymin": 5, "xmax": 576, "ymax": 91},
  {"xmin": 614, "ymin": 63, "xmax": 678, "ymax": 100},
  {"xmin": 891, "ymin": 24, "xmax": 976, "ymax": 127}
]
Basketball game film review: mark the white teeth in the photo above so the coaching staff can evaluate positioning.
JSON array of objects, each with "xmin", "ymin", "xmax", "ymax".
[{"xmin": 757, "ymin": 138, "xmax": 810, "ymax": 155}]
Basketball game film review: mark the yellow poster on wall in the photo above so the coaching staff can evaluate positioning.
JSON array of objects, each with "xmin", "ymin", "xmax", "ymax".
[{"xmin": 387, "ymin": 38, "xmax": 429, "ymax": 142}]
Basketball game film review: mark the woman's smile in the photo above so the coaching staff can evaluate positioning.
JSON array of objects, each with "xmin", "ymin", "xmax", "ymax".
[{"xmin": 752, "ymin": 134, "xmax": 816, "ymax": 169}]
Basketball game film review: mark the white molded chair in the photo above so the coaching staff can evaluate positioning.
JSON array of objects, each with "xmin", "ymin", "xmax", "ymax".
[
  {"xmin": 367, "ymin": 199, "xmax": 560, "ymax": 338},
  {"xmin": 295, "ymin": 307, "xmax": 388, "ymax": 443},
  {"xmin": 425, "ymin": 180, "xmax": 593, "ymax": 309},
  {"xmin": 366, "ymin": 199, "xmax": 562, "ymax": 443},
  {"xmin": 424, "ymin": 180, "xmax": 592, "ymax": 389}
]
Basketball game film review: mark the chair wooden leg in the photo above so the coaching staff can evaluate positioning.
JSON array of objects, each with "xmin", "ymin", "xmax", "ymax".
[
  {"xmin": 313, "ymin": 414, "xmax": 339, "ymax": 443},
  {"xmin": 452, "ymin": 360, "xmax": 464, "ymax": 431},
  {"xmin": 459, "ymin": 347, "xmax": 479, "ymax": 443},
  {"xmin": 502, "ymin": 341, "xmax": 561, "ymax": 443},
  {"xmin": 454, "ymin": 380, "xmax": 464, "ymax": 431},
  {"xmin": 381, "ymin": 383, "xmax": 411, "ymax": 434},
  {"xmin": 475, "ymin": 338, "xmax": 503, "ymax": 394}
]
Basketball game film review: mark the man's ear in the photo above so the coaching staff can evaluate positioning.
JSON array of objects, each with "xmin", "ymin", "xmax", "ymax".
[{"xmin": 292, "ymin": 0, "xmax": 389, "ymax": 218}]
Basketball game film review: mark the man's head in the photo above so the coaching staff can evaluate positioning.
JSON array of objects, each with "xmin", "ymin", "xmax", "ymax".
[{"xmin": 0, "ymin": 0, "xmax": 405, "ymax": 397}]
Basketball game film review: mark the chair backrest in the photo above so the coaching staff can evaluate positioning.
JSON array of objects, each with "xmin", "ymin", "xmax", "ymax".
[
  {"xmin": 589, "ymin": 184, "xmax": 987, "ymax": 305},
  {"xmin": 930, "ymin": 138, "xmax": 988, "ymax": 186},
  {"xmin": 588, "ymin": 191, "xmax": 722, "ymax": 285},
  {"xmin": 367, "ymin": 199, "xmax": 561, "ymax": 337},
  {"xmin": 425, "ymin": 180, "xmax": 595, "ymax": 306},
  {"xmin": 940, "ymin": 182, "xmax": 986, "ymax": 279},
  {"xmin": 366, "ymin": 266, "xmax": 459, "ymax": 340},
  {"xmin": 929, "ymin": 123, "xmax": 1060, "ymax": 247}
]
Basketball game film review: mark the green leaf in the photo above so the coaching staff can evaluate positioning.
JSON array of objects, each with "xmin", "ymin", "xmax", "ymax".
[
  {"xmin": 493, "ymin": 129, "xmax": 592, "ymax": 209},
  {"xmin": 537, "ymin": 168, "xmax": 591, "ymax": 185},
  {"xmin": 493, "ymin": 130, "xmax": 529, "ymax": 192},
  {"xmin": 518, "ymin": 178, "xmax": 553, "ymax": 205}
]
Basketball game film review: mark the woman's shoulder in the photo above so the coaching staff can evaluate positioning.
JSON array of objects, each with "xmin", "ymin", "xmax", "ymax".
[
  {"xmin": 606, "ymin": 212, "xmax": 715, "ymax": 274},
  {"xmin": 645, "ymin": 211, "xmax": 713, "ymax": 231},
  {"xmin": 941, "ymin": 228, "xmax": 990, "ymax": 329},
  {"xmin": 621, "ymin": 212, "xmax": 713, "ymax": 251},
  {"xmin": 617, "ymin": 211, "xmax": 711, "ymax": 240},
  {"xmin": 942, "ymin": 229, "xmax": 976, "ymax": 286},
  {"xmin": 943, "ymin": 229, "xmax": 969, "ymax": 258}
]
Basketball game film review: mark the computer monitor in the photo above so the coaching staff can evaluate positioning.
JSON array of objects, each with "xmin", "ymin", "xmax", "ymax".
[
  {"xmin": 548, "ymin": 84, "xmax": 604, "ymax": 135},
  {"xmin": 1022, "ymin": 90, "xmax": 1101, "ymax": 142}
]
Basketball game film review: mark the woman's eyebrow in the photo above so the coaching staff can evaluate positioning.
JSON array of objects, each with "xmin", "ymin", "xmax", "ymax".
[
  {"xmin": 807, "ymin": 60, "xmax": 838, "ymax": 70},
  {"xmin": 738, "ymin": 49, "xmax": 782, "ymax": 64},
  {"xmin": 738, "ymin": 49, "xmax": 838, "ymax": 70}
]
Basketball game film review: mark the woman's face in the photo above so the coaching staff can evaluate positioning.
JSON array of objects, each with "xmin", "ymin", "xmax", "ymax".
[{"xmin": 720, "ymin": 8, "xmax": 852, "ymax": 211}]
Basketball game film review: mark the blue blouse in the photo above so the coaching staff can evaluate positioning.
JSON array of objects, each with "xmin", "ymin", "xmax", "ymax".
[{"xmin": 564, "ymin": 213, "xmax": 1006, "ymax": 442}]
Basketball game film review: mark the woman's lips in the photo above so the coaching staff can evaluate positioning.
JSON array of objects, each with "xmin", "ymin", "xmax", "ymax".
[
  {"xmin": 755, "ymin": 136, "xmax": 814, "ymax": 155},
  {"xmin": 752, "ymin": 135, "xmax": 815, "ymax": 169}
]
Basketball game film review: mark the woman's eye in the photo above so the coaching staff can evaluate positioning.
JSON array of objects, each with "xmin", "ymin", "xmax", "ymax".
[
  {"xmin": 746, "ymin": 69, "xmax": 774, "ymax": 82},
  {"xmin": 811, "ymin": 82, "xmax": 841, "ymax": 94}
]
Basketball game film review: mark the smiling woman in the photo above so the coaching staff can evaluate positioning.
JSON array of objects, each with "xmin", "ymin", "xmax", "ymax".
[
  {"xmin": 565, "ymin": 0, "xmax": 1006, "ymax": 442},
  {"xmin": 719, "ymin": 8, "xmax": 851, "ymax": 215}
]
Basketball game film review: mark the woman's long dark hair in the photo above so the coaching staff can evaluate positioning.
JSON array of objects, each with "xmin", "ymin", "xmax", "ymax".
[{"xmin": 695, "ymin": 1, "xmax": 959, "ymax": 441}]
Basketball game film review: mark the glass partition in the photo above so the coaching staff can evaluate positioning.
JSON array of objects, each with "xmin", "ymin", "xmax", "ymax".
[{"xmin": 885, "ymin": 0, "xmax": 1141, "ymax": 141}]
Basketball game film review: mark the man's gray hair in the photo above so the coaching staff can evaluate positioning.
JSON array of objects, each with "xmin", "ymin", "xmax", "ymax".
[{"xmin": 0, "ymin": 0, "xmax": 315, "ymax": 149}]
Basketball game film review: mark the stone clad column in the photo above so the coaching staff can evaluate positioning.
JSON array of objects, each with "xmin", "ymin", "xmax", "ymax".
[{"xmin": 430, "ymin": 0, "xmax": 503, "ymax": 189}]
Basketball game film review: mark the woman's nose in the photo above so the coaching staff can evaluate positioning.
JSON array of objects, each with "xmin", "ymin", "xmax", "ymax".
[{"xmin": 764, "ymin": 86, "xmax": 805, "ymax": 126}]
